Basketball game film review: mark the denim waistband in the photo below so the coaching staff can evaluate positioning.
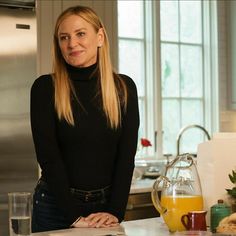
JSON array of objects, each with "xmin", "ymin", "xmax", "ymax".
[{"xmin": 36, "ymin": 179, "xmax": 111, "ymax": 203}]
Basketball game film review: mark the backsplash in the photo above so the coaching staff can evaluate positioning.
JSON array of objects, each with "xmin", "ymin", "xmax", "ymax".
[{"xmin": 220, "ymin": 111, "xmax": 236, "ymax": 132}]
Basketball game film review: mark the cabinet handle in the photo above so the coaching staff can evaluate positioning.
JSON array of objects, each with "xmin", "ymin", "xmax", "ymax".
[{"xmin": 126, "ymin": 203, "xmax": 154, "ymax": 210}]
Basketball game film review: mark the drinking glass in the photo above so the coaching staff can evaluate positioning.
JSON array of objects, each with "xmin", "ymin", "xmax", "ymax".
[{"xmin": 8, "ymin": 192, "xmax": 31, "ymax": 236}]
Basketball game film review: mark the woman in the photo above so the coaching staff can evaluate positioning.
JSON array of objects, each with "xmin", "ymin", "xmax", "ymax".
[{"xmin": 30, "ymin": 5, "xmax": 139, "ymax": 232}]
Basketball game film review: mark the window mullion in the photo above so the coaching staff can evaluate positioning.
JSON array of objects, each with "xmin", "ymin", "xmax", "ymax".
[{"xmin": 151, "ymin": 0, "xmax": 162, "ymax": 157}]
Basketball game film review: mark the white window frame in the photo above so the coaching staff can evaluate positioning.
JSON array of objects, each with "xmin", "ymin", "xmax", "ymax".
[{"xmin": 117, "ymin": 0, "xmax": 219, "ymax": 160}]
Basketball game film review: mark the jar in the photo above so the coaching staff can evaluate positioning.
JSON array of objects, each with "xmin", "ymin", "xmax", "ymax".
[{"xmin": 210, "ymin": 199, "xmax": 231, "ymax": 233}]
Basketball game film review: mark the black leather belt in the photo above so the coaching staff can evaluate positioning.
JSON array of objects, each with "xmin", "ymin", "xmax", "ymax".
[
  {"xmin": 37, "ymin": 179, "xmax": 111, "ymax": 203},
  {"xmin": 70, "ymin": 185, "xmax": 111, "ymax": 202}
]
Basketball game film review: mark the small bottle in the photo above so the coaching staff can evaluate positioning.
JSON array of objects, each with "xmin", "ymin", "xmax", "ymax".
[{"xmin": 210, "ymin": 199, "xmax": 231, "ymax": 233}]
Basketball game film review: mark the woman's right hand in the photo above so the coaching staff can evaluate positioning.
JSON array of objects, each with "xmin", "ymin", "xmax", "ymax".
[
  {"xmin": 72, "ymin": 217, "xmax": 89, "ymax": 228},
  {"xmin": 85, "ymin": 212, "xmax": 119, "ymax": 228},
  {"xmin": 72, "ymin": 214, "xmax": 119, "ymax": 228}
]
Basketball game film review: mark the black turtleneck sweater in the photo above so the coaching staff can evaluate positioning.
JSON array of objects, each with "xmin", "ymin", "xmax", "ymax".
[{"xmin": 30, "ymin": 63, "xmax": 139, "ymax": 224}]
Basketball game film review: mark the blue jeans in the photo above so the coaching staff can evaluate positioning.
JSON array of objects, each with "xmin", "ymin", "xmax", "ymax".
[{"xmin": 32, "ymin": 180, "xmax": 110, "ymax": 233}]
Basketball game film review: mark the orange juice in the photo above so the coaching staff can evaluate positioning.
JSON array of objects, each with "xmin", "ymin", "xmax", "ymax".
[{"xmin": 161, "ymin": 195, "xmax": 203, "ymax": 232}]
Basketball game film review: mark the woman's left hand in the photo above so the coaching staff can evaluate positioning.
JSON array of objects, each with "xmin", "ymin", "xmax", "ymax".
[{"xmin": 84, "ymin": 212, "xmax": 119, "ymax": 228}]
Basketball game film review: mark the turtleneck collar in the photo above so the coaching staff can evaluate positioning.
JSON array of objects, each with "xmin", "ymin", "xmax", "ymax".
[{"xmin": 65, "ymin": 63, "xmax": 98, "ymax": 81}]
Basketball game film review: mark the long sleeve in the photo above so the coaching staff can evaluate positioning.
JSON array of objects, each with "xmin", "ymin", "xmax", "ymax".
[
  {"xmin": 107, "ymin": 75, "xmax": 140, "ymax": 221},
  {"xmin": 30, "ymin": 75, "xmax": 78, "ymax": 224},
  {"xmin": 31, "ymin": 70, "xmax": 139, "ymax": 224}
]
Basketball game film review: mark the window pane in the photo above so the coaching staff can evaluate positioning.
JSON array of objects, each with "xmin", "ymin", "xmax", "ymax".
[
  {"xmin": 181, "ymin": 45, "xmax": 202, "ymax": 97},
  {"xmin": 118, "ymin": 0, "xmax": 144, "ymax": 38},
  {"xmin": 180, "ymin": 99, "xmax": 203, "ymax": 155},
  {"xmin": 181, "ymin": 99, "xmax": 203, "ymax": 126},
  {"xmin": 119, "ymin": 39, "xmax": 144, "ymax": 96},
  {"xmin": 161, "ymin": 43, "xmax": 180, "ymax": 97},
  {"xmin": 160, "ymin": 0, "xmax": 179, "ymax": 42},
  {"xmin": 180, "ymin": 0, "xmax": 202, "ymax": 43},
  {"xmin": 179, "ymin": 129, "xmax": 206, "ymax": 155},
  {"xmin": 162, "ymin": 99, "xmax": 180, "ymax": 154}
]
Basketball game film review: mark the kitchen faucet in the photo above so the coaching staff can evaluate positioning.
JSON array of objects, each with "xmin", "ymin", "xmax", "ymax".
[{"xmin": 176, "ymin": 124, "xmax": 211, "ymax": 156}]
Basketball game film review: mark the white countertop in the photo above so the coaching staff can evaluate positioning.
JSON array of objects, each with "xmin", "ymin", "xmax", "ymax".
[
  {"xmin": 129, "ymin": 178, "xmax": 155, "ymax": 194},
  {"xmin": 32, "ymin": 217, "xmax": 213, "ymax": 236}
]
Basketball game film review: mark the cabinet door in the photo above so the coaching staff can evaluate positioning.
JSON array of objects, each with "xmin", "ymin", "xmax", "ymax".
[
  {"xmin": 125, "ymin": 192, "xmax": 160, "ymax": 221},
  {"xmin": 228, "ymin": 1, "xmax": 236, "ymax": 109}
]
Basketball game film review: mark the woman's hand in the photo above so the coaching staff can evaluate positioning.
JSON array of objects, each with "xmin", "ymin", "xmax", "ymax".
[
  {"xmin": 85, "ymin": 212, "xmax": 119, "ymax": 228},
  {"xmin": 72, "ymin": 217, "xmax": 89, "ymax": 228}
]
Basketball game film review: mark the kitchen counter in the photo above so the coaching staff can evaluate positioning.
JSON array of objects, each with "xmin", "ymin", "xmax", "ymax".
[
  {"xmin": 32, "ymin": 217, "xmax": 213, "ymax": 236},
  {"xmin": 130, "ymin": 178, "xmax": 155, "ymax": 194}
]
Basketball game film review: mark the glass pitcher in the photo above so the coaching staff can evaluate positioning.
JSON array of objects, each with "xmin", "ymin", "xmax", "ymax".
[{"xmin": 151, "ymin": 153, "xmax": 203, "ymax": 232}]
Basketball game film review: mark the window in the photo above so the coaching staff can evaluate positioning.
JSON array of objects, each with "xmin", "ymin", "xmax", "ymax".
[
  {"xmin": 161, "ymin": 1, "xmax": 203, "ymax": 155},
  {"xmin": 118, "ymin": 0, "xmax": 155, "ymax": 157},
  {"xmin": 117, "ymin": 0, "xmax": 218, "ymax": 158}
]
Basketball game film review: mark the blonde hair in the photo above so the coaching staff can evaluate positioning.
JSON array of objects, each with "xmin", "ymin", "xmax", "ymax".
[{"xmin": 52, "ymin": 6, "xmax": 127, "ymax": 128}]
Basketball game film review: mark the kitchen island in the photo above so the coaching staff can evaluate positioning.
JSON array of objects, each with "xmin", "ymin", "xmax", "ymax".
[
  {"xmin": 125, "ymin": 178, "xmax": 159, "ymax": 221},
  {"xmin": 32, "ymin": 217, "xmax": 212, "ymax": 236}
]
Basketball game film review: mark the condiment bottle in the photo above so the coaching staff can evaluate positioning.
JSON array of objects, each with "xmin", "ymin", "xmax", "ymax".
[{"xmin": 210, "ymin": 199, "xmax": 231, "ymax": 233}]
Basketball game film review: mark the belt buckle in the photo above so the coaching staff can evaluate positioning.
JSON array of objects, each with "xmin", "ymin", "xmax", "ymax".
[{"xmin": 85, "ymin": 192, "xmax": 92, "ymax": 202}]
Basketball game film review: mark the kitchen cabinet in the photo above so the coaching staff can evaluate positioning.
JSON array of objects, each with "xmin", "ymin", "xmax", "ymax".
[
  {"xmin": 227, "ymin": 1, "xmax": 236, "ymax": 109},
  {"xmin": 124, "ymin": 192, "xmax": 160, "ymax": 221}
]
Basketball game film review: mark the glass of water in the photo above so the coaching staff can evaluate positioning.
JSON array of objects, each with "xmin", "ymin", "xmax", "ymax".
[{"xmin": 8, "ymin": 192, "xmax": 31, "ymax": 236}]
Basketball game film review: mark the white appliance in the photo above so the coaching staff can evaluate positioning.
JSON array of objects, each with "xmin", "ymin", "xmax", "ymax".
[{"xmin": 197, "ymin": 133, "xmax": 236, "ymax": 224}]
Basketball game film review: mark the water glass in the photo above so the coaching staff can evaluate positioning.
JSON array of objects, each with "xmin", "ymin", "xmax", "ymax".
[{"xmin": 8, "ymin": 192, "xmax": 31, "ymax": 236}]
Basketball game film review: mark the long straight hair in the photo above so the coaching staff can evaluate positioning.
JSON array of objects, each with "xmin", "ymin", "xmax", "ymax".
[{"xmin": 52, "ymin": 5, "xmax": 127, "ymax": 128}]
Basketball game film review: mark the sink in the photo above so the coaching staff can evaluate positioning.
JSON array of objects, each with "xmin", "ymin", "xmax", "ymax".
[
  {"xmin": 143, "ymin": 166, "xmax": 161, "ymax": 179},
  {"xmin": 133, "ymin": 159, "xmax": 166, "ymax": 182}
]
